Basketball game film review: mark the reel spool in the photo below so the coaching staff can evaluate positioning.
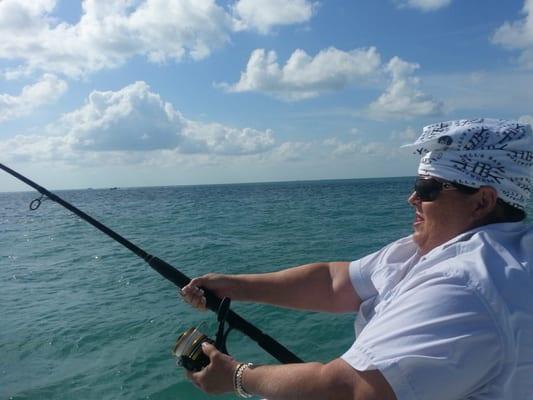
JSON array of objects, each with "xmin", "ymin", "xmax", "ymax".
[
  {"xmin": 172, "ymin": 297, "xmax": 232, "ymax": 371},
  {"xmin": 172, "ymin": 326, "xmax": 214, "ymax": 371}
]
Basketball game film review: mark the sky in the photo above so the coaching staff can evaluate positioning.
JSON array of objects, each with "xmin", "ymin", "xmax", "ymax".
[{"xmin": 1, "ymin": 0, "xmax": 533, "ymax": 191}]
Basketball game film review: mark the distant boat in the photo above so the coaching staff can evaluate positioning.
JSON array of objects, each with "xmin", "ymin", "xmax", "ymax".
[{"xmin": 109, "ymin": 187, "xmax": 118, "ymax": 190}]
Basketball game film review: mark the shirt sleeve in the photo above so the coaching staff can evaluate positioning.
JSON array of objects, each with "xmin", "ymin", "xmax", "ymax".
[
  {"xmin": 341, "ymin": 273, "xmax": 504, "ymax": 400},
  {"xmin": 349, "ymin": 236, "xmax": 418, "ymax": 302},
  {"xmin": 349, "ymin": 251, "xmax": 381, "ymax": 302}
]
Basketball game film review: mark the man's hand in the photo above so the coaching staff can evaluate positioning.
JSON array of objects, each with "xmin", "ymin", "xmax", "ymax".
[
  {"xmin": 180, "ymin": 273, "xmax": 235, "ymax": 311},
  {"xmin": 186, "ymin": 342, "xmax": 239, "ymax": 394}
]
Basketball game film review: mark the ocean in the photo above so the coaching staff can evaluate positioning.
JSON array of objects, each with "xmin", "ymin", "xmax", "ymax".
[{"xmin": 2, "ymin": 177, "xmax": 530, "ymax": 399}]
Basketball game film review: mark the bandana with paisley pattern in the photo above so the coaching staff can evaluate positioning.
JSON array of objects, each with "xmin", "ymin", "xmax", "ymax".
[{"xmin": 403, "ymin": 118, "xmax": 533, "ymax": 210}]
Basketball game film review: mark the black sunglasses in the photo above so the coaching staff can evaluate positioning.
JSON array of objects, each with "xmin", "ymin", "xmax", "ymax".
[{"xmin": 413, "ymin": 176, "xmax": 459, "ymax": 202}]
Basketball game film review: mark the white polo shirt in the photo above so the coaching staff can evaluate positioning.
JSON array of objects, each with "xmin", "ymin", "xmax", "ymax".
[{"xmin": 341, "ymin": 222, "xmax": 533, "ymax": 400}]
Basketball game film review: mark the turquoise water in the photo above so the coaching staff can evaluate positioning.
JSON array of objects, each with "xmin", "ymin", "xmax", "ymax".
[{"xmin": 3, "ymin": 177, "xmax": 528, "ymax": 399}]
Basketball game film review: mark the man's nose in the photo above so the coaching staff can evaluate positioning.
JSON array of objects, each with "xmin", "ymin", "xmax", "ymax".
[{"xmin": 408, "ymin": 191, "xmax": 420, "ymax": 206}]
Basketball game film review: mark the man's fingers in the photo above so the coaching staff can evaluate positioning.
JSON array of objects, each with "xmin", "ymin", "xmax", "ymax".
[
  {"xmin": 180, "ymin": 286, "xmax": 204, "ymax": 298},
  {"xmin": 194, "ymin": 295, "xmax": 207, "ymax": 310},
  {"xmin": 179, "ymin": 285, "xmax": 207, "ymax": 311}
]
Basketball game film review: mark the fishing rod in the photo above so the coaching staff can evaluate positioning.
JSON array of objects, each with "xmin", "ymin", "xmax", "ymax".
[{"xmin": 0, "ymin": 162, "xmax": 303, "ymax": 364}]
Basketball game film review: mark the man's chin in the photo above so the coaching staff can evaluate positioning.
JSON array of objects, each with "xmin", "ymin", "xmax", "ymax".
[{"xmin": 412, "ymin": 231, "xmax": 425, "ymax": 248}]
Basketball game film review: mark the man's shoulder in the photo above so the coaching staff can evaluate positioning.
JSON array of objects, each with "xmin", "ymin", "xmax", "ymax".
[
  {"xmin": 413, "ymin": 221, "xmax": 533, "ymax": 304},
  {"xmin": 433, "ymin": 221, "xmax": 532, "ymax": 259}
]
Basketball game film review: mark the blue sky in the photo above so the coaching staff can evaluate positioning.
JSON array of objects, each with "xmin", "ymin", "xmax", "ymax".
[{"xmin": 1, "ymin": 0, "xmax": 533, "ymax": 191}]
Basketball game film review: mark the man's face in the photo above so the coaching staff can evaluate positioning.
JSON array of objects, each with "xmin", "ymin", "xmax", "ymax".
[{"xmin": 408, "ymin": 178, "xmax": 478, "ymax": 255}]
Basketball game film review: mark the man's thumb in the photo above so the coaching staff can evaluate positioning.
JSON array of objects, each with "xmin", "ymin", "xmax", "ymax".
[{"xmin": 201, "ymin": 342, "xmax": 217, "ymax": 357}]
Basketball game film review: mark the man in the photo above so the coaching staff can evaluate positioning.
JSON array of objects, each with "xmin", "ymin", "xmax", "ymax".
[{"xmin": 181, "ymin": 119, "xmax": 533, "ymax": 399}]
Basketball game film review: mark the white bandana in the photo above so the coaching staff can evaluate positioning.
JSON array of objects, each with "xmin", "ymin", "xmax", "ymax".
[{"xmin": 403, "ymin": 118, "xmax": 533, "ymax": 210}]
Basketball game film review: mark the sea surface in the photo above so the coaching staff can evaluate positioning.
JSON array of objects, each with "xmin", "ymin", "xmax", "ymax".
[{"xmin": 2, "ymin": 177, "xmax": 530, "ymax": 399}]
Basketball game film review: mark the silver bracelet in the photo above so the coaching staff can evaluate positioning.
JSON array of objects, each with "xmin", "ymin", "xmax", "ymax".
[{"xmin": 233, "ymin": 362, "xmax": 254, "ymax": 398}]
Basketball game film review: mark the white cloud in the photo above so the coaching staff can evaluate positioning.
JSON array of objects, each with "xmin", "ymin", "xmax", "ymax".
[
  {"xmin": 219, "ymin": 47, "xmax": 444, "ymax": 116},
  {"xmin": 57, "ymin": 81, "xmax": 184, "ymax": 151},
  {"xmin": 270, "ymin": 141, "xmax": 312, "ymax": 162},
  {"xmin": 492, "ymin": 0, "xmax": 533, "ymax": 68},
  {"xmin": 395, "ymin": 0, "xmax": 453, "ymax": 12},
  {"xmin": 0, "ymin": 74, "xmax": 67, "ymax": 121},
  {"xmin": 269, "ymin": 133, "xmax": 392, "ymax": 163},
  {"xmin": 0, "ymin": 133, "xmax": 73, "ymax": 164},
  {"xmin": 219, "ymin": 47, "xmax": 382, "ymax": 100},
  {"xmin": 232, "ymin": 0, "xmax": 316, "ymax": 34},
  {"xmin": 0, "ymin": 0, "xmax": 233, "ymax": 77},
  {"xmin": 0, "ymin": 80, "xmax": 396, "ymax": 169},
  {"xmin": 390, "ymin": 126, "xmax": 418, "ymax": 142},
  {"xmin": 0, "ymin": 81, "xmax": 275, "ymax": 164},
  {"xmin": 323, "ymin": 137, "xmax": 387, "ymax": 157},
  {"xmin": 182, "ymin": 122, "xmax": 275, "ymax": 155},
  {"xmin": 0, "ymin": 0, "xmax": 322, "ymax": 78},
  {"xmin": 367, "ymin": 57, "xmax": 444, "ymax": 119}
]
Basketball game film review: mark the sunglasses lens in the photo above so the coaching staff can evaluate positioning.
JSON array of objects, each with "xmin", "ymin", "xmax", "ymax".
[{"xmin": 414, "ymin": 177, "xmax": 443, "ymax": 201}]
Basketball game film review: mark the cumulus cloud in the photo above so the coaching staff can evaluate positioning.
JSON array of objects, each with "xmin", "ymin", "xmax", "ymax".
[
  {"xmin": 0, "ymin": 74, "xmax": 67, "ymax": 121},
  {"xmin": 394, "ymin": 0, "xmax": 453, "ymax": 12},
  {"xmin": 232, "ymin": 0, "xmax": 316, "ymax": 34},
  {"xmin": 390, "ymin": 126, "xmax": 418, "ymax": 142},
  {"xmin": 269, "ymin": 141, "xmax": 312, "ymax": 162},
  {"xmin": 0, "ymin": 0, "xmax": 321, "ymax": 78},
  {"xmin": 218, "ymin": 47, "xmax": 382, "ymax": 100},
  {"xmin": 0, "ymin": 0, "xmax": 229, "ymax": 78},
  {"xmin": 367, "ymin": 57, "xmax": 444, "ymax": 119},
  {"xmin": 0, "ymin": 81, "xmax": 275, "ymax": 164},
  {"xmin": 181, "ymin": 122, "xmax": 275, "ymax": 155},
  {"xmin": 0, "ymin": 77, "xmax": 393, "ymax": 167},
  {"xmin": 0, "ymin": 133, "xmax": 74, "ymax": 164},
  {"xmin": 323, "ymin": 137, "xmax": 387, "ymax": 157},
  {"xmin": 56, "ymin": 81, "xmax": 184, "ymax": 151},
  {"xmin": 268, "ymin": 135, "xmax": 390, "ymax": 163},
  {"xmin": 219, "ymin": 47, "xmax": 443, "ymax": 116},
  {"xmin": 492, "ymin": 0, "xmax": 533, "ymax": 68}
]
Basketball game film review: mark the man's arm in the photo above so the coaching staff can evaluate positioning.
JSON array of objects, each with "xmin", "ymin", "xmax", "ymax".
[
  {"xmin": 189, "ymin": 343, "xmax": 397, "ymax": 400},
  {"xmin": 245, "ymin": 358, "xmax": 396, "ymax": 400},
  {"xmin": 182, "ymin": 261, "xmax": 362, "ymax": 313}
]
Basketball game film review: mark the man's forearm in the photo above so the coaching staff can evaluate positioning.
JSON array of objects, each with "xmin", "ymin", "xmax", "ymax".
[
  {"xmin": 228, "ymin": 262, "xmax": 360, "ymax": 312},
  {"xmin": 241, "ymin": 358, "xmax": 397, "ymax": 400},
  {"xmin": 187, "ymin": 345, "xmax": 396, "ymax": 400},
  {"xmin": 243, "ymin": 363, "xmax": 353, "ymax": 400}
]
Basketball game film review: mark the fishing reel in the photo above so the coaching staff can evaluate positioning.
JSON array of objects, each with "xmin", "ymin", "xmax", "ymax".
[{"xmin": 172, "ymin": 297, "xmax": 232, "ymax": 372}]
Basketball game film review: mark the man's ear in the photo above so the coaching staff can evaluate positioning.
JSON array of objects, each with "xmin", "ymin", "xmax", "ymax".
[{"xmin": 472, "ymin": 186, "xmax": 499, "ymax": 220}]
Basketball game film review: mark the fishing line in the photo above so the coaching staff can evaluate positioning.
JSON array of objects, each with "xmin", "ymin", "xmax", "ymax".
[{"xmin": 0, "ymin": 162, "xmax": 302, "ymax": 365}]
